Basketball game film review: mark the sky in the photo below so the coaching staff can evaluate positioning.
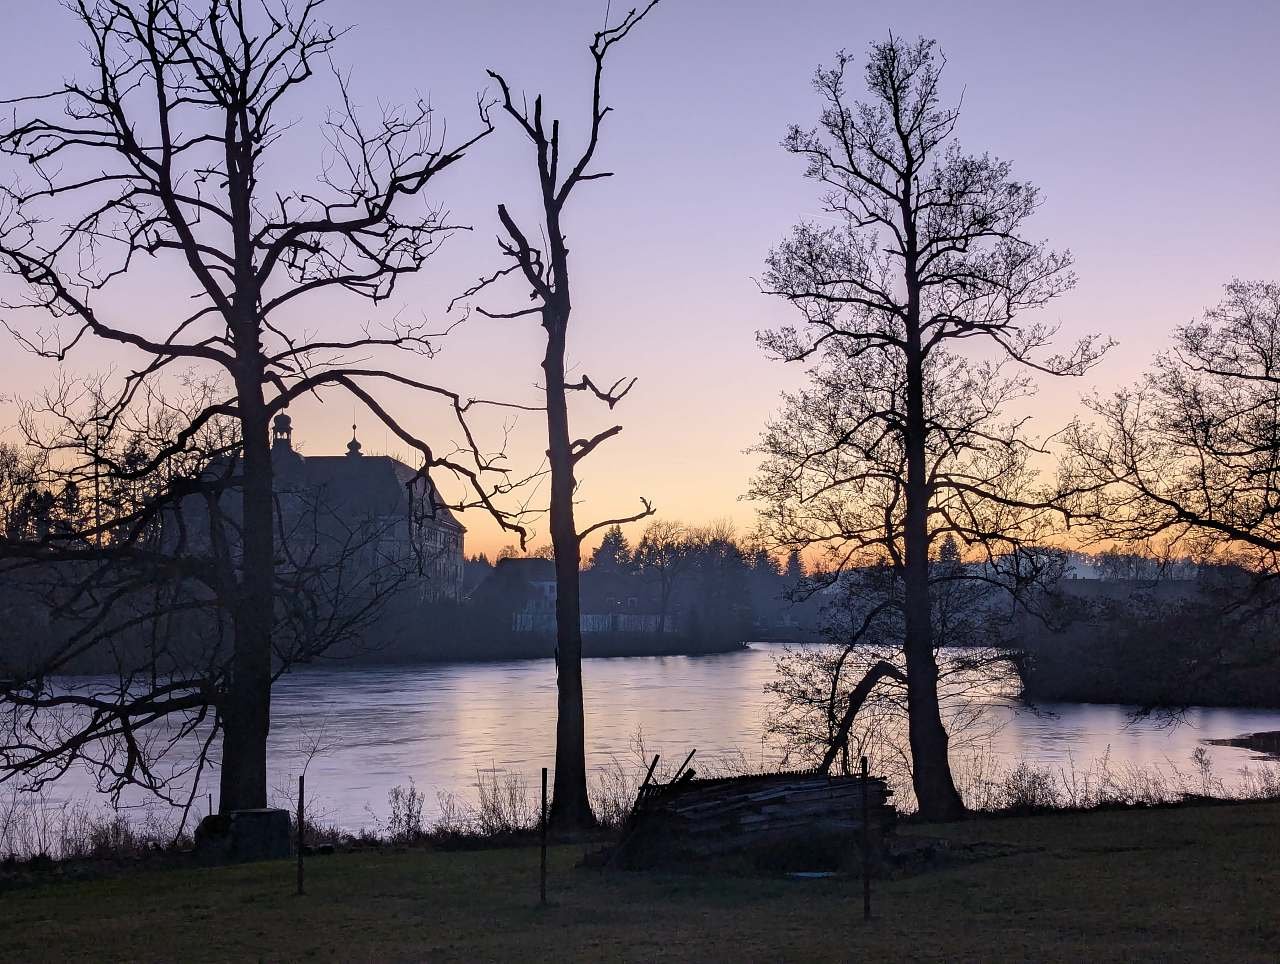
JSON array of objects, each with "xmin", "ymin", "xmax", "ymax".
[{"xmin": 1, "ymin": 0, "xmax": 1278, "ymax": 557}]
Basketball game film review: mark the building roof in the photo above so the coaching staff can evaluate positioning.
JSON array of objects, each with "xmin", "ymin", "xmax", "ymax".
[
  {"xmin": 289, "ymin": 456, "xmax": 463, "ymax": 530},
  {"xmin": 272, "ymin": 416, "xmax": 464, "ymax": 531}
]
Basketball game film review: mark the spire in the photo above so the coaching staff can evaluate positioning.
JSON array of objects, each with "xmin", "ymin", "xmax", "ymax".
[
  {"xmin": 272, "ymin": 412, "xmax": 293, "ymax": 452},
  {"xmin": 346, "ymin": 423, "xmax": 363, "ymax": 458}
]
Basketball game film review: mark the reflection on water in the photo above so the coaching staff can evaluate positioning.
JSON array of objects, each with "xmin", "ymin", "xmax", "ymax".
[{"xmin": 44, "ymin": 643, "xmax": 1280, "ymax": 828}]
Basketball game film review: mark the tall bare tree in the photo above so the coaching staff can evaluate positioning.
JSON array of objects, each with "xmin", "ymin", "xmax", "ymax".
[
  {"xmin": 0, "ymin": 0, "xmax": 520, "ymax": 812},
  {"xmin": 754, "ymin": 341, "xmax": 1067, "ymax": 797},
  {"xmin": 455, "ymin": 3, "xmax": 660, "ymax": 829},
  {"xmin": 757, "ymin": 37, "xmax": 1106, "ymax": 819}
]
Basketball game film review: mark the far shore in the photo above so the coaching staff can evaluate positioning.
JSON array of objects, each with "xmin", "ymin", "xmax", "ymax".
[
  {"xmin": 322, "ymin": 635, "xmax": 752, "ymax": 667},
  {"xmin": 1207, "ymin": 731, "xmax": 1280, "ymax": 760}
]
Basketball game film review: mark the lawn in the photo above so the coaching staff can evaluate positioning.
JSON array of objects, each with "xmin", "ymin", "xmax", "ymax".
[{"xmin": 3, "ymin": 802, "xmax": 1277, "ymax": 962}]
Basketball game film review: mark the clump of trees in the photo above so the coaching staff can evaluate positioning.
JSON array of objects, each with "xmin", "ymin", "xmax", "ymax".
[
  {"xmin": 586, "ymin": 522, "xmax": 804, "ymax": 642},
  {"xmin": 1016, "ymin": 563, "xmax": 1280, "ymax": 709}
]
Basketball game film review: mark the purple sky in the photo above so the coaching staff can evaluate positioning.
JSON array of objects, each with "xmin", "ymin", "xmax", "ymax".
[{"xmin": 2, "ymin": 1, "xmax": 1278, "ymax": 555}]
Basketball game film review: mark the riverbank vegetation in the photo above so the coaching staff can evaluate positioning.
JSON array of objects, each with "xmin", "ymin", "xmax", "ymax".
[
  {"xmin": 6, "ymin": 740, "xmax": 1278, "ymax": 866},
  {"xmin": 2, "ymin": 801, "xmax": 1278, "ymax": 961}
]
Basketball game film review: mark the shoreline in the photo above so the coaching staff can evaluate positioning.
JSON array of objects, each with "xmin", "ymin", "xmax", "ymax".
[
  {"xmin": 306, "ymin": 637, "xmax": 752, "ymax": 669},
  {"xmin": 1018, "ymin": 686, "xmax": 1280, "ymax": 713},
  {"xmin": 1205, "ymin": 730, "xmax": 1280, "ymax": 760}
]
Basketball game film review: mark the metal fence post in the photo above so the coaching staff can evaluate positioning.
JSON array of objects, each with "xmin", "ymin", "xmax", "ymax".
[
  {"xmin": 861, "ymin": 755, "xmax": 871, "ymax": 921},
  {"xmin": 540, "ymin": 767, "xmax": 548, "ymax": 905},
  {"xmin": 296, "ymin": 773, "xmax": 305, "ymax": 897}
]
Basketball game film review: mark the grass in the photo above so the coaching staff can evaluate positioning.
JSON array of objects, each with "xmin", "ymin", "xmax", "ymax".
[{"xmin": 2, "ymin": 801, "xmax": 1277, "ymax": 962}]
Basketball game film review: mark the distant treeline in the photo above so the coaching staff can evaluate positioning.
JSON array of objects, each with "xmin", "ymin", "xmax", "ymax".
[
  {"xmin": 441, "ymin": 523, "xmax": 814, "ymax": 660},
  {"xmin": 232, "ymin": 522, "xmax": 818, "ymax": 663},
  {"xmin": 0, "ymin": 520, "xmax": 819, "ymax": 672}
]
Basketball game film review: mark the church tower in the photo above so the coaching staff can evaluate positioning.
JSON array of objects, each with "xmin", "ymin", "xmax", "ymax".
[
  {"xmin": 272, "ymin": 412, "xmax": 294, "ymax": 452},
  {"xmin": 271, "ymin": 411, "xmax": 303, "ymax": 474}
]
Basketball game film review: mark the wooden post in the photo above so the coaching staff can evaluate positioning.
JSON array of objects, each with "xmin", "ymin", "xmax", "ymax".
[
  {"xmin": 296, "ymin": 773, "xmax": 305, "ymax": 897},
  {"xmin": 539, "ymin": 767, "xmax": 548, "ymax": 906},
  {"xmin": 861, "ymin": 755, "xmax": 871, "ymax": 921},
  {"xmin": 207, "ymin": 792, "xmax": 213, "ymax": 817},
  {"xmin": 630, "ymin": 754, "xmax": 661, "ymax": 820},
  {"xmin": 671, "ymin": 749, "xmax": 697, "ymax": 783},
  {"xmin": 605, "ymin": 754, "xmax": 662, "ymax": 871}
]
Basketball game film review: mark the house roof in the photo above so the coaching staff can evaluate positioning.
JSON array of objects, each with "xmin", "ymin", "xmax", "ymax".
[{"xmin": 283, "ymin": 454, "xmax": 464, "ymax": 531}]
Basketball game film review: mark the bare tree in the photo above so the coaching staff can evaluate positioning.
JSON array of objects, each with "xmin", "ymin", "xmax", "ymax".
[
  {"xmin": 755, "ymin": 344, "xmax": 1065, "ymax": 797},
  {"xmin": 0, "ymin": 0, "xmax": 522, "ymax": 812},
  {"xmin": 454, "ymin": 3, "xmax": 660, "ymax": 830},
  {"xmin": 756, "ymin": 37, "xmax": 1105, "ymax": 818},
  {"xmin": 0, "ymin": 377, "xmax": 443, "ymax": 814},
  {"xmin": 1064, "ymin": 281, "xmax": 1280, "ymax": 569},
  {"xmin": 0, "ymin": 383, "xmax": 239, "ymax": 807},
  {"xmin": 633, "ymin": 520, "xmax": 691, "ymax": 632}
]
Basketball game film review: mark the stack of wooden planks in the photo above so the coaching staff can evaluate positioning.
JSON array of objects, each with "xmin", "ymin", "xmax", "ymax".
[{"xmin": 615, "ymin": 767, "xmax": 895, "ymax": 866}]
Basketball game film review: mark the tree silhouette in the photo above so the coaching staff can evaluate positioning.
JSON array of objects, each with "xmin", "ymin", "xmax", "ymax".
[
  {"xmin": 455, "ymin": 2, "xmax": 660, "ymax": 830},
  {"xmin": 590, "ymin": 525, "xmax": 634, "ymax": 572},
  {"xmin": 1061, "ymin": 280, "xmax": 1280, "ymax": 694},
  {"xmin": 633, "ymin": 520, "xmax": 692, "ymax": 631},
  {"xmin": 0, "ymin": 0, "xmax": 521, "ymax": 812},
  {"xmin": 756, "ymin": 37, "xmax": 1105, "ymax": 819},
  {"xmin": 1065, "ymin": 281, "xmax": 1280, "ymax": 568}
]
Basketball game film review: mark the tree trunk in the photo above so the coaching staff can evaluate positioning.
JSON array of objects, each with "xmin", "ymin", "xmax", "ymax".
[
  {"xmin": 819, "ymin": 659, "xmax": 907, "ymax": 774},
  {"xmin": 544, "ymin": 319, "xmax": 595, "ymax": 831},
  {"xmin": 219, "ymin": 393, "xmax": 274, "ymax": 814},
  {"xmin": 902, "ymin": 276, "xmax": 966, "ymax": 822},
  {"xmin": 656, "ymin": 567, "xmax": 675, "ymax": 634}
]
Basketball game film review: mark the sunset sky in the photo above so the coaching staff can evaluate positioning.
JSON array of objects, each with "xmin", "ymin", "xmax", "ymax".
[{"xmin": 1, "ymin": 0, "xmax": 1278, "ymax": 557}]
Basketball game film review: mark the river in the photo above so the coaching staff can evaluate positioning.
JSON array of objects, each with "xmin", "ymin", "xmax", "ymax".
[{"xmin": 34, "ymin": 643, "xmax": 1280, "ymax": 829}]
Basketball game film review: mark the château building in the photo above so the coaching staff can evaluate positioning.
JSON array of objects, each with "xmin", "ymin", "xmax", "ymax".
[{"xmin": 269, "ymin": 414, "xmax": 465, "ymax": 601}]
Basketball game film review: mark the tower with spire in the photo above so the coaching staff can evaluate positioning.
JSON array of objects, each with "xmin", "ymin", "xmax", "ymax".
[{"xmin": 272, "ymin": 412, "xmax": 293, "ymax": 451}]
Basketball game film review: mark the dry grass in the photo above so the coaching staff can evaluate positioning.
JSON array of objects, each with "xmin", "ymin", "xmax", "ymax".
[{"xmin": 2, "ymin": 800, "xmax": 1277, "ymax": 962}]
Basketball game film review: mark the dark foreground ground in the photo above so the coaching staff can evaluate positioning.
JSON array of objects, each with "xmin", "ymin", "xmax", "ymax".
[{"xmin": 3, "ymin": 802, "xmax": 1277, "ymax": 962}]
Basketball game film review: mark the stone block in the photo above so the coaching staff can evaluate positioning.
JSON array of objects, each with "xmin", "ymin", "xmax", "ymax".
[{"xmin": 195, "ymin": 808, "xmax": 291, "ymax": 863}]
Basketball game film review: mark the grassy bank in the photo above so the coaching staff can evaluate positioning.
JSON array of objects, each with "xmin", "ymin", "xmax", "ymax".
[{"xmin": 3, "ymin": 801, "xmax": 1276, "ymax": 962}]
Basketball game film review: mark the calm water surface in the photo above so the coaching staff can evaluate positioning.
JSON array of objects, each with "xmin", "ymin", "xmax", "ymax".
[{"xmin": 48, "ymin": 643, "xmax": 1280, "ymax": 827}]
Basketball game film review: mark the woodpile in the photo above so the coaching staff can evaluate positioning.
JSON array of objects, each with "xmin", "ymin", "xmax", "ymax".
[{"xmin": 612, "ymin": 766, "xmax": 895, "ymax": 868}]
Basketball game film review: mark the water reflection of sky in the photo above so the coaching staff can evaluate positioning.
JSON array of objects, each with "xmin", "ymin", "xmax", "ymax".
[{"xmin": 35, "ymin": 644, "xmax": 1280, "ymax": 828}]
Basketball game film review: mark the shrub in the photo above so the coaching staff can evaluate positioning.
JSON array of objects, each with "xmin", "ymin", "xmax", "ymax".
[
  {"xmin": 999, "ymin": 762, "xmax": 1063, "ymax": 811},
  {"xmin": 386, "ymin": 780, "xmax": 425, "ymax": 843}
]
